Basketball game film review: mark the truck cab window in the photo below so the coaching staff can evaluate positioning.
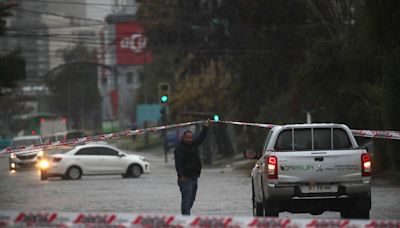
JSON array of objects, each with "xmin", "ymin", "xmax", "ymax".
[
  {"xmin": 333, "ymin": 128, "xmax": 352, "ymax": 149},
  {"xmin": 294, "ymin": 129, "xmax": 312, "ymax": 150},
  {"xmin": 313, "ymin": 128, "xmax": 332, "ymax": 150},
  {"xmin": 275, "ymin": 130, "xmax": 292, "ymax": 151}
]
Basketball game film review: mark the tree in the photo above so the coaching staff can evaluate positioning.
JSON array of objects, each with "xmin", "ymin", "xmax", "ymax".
[
  {"xmin": 135, "ymin": 0, "xmax": 400, "ymax": 171},
  {"xmin": 362, "ymin": 0, "xmax": 400, "ymax": 171},
  {"xmin": 0, "ymin": 50, "xmax": 26, "ymax": 137},
  {"xmin": 45, "ymin": 44, "xmax": 101, "ymax": 130},
  {"xmin": 0, "ymin": 49, "xmax": 25, "ymax": 95},
  {"xmin": 170, "ymin": 57, "xmax": 233, "ymax": 119}
]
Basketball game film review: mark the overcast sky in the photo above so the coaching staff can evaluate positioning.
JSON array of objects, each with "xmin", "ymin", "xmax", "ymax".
[{"xmin": 86, "ymin": 0, "xmax": 113, "ymax": 21}]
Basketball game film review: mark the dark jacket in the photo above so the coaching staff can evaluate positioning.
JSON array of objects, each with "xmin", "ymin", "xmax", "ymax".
[{"xmin": 174, "ymin": 126, "xmax": 209, "ymax": 178}]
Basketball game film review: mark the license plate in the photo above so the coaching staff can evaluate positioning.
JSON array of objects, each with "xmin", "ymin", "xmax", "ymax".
[{"xmin": 300, "ymin": 184, "xmax": 338, "ymax": 193}]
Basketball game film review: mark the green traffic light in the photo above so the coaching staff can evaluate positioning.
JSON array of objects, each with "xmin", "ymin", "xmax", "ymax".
[
  {"xmin": 213, "ymin": 115, "xmax": 220, "ymax": 121},
  {"xmin": 161, "ymin": 95, "xmax": 168, "ymax": 103}
]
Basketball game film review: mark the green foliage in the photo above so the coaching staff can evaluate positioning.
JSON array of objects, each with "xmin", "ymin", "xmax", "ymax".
[
  {"xmin": 0, "ymin": 50, "xmax": 25, "ymax": 93},
  {"xmin": 170, "ymin": 57, "xmax": 233, "ymax": 120},
  {"xmin": 0, "ymin": 50, "xmax": 26, "ymax": 136}
]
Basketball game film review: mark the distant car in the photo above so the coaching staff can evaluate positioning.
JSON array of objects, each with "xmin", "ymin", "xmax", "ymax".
[
  {"xmin": 9, "ymin": 135, "xmax": 43, "ymax": 170},
  {"xmin": 38, "ymin": 143, "xmax": 150, "ymax": 181}
]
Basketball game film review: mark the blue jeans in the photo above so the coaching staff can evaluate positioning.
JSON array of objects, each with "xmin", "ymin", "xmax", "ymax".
[{"xmin": 178, "ymin": 177, "xmax": 198, "ymax": 215}]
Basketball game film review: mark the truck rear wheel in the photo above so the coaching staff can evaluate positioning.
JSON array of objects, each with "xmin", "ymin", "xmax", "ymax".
[
  {"xmin": 356, "ymin": 209, "xmax": 370, "ymax": 219},
  {"xmin": 341, "ymin": 197, "xmax": 370, "ymax": 219},
  {"xmin": 253, "ymin": 201, "xmax": 264, "ymax": 216},
  {"xmin": 341, "ymin": 209, "xmax": 370, "ymax": 219},
  {"xmin": 264, "ymin": 200, "xmax": 279, "ymax": 217},
  {"xmin": 253, "ymin": 199, "xmax": 264, "ymax": 216},
  {"xmin": 252, "ymin": 182, "xmax": 264, "ymax": 216}
]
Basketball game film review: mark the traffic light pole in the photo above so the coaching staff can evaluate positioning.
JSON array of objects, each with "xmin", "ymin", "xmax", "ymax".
[
  {"xmin": 160, "ymin": 105, "xmax": 168, "ymax": 163},
  {"xmin": 158, "ymin": 82, "xmax": 170, "ymax": 163}
]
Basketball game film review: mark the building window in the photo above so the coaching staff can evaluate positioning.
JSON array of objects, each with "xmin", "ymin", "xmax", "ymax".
[{"xmin": 126, "ymin": 72, "xmax": 133, "ymax": 84}]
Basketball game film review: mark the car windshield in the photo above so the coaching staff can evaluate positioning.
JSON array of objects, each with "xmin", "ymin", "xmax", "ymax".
[{"xmin": 12, "ymin": 138, "xmax": 41, "ymax": 147}]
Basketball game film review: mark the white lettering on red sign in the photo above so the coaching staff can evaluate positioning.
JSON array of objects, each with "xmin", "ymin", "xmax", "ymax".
[{"xmin": 120, "ymin": 34, "xmax": 147, "ymax": 53}]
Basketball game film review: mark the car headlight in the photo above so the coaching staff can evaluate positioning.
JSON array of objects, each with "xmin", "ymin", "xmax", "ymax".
[
  {"xmin": 139, "ymin": 156, "xmax": 148, "ymax": 162},
  {"xmin": 38, "ymin": 160, "xmax": 50, "ymax": 170},
  {"xmin": 10, "ymin": 153, "xmax": 16, "ymax": 159}
]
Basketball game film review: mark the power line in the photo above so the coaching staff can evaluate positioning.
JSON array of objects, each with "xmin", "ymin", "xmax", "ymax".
[
  {"xmin": 74, "ymin": 0, "xmax": 112, "ymax": 13},
  {"xmin": 22, "ymin": 0, "xmax": 125, "ymax": 7},
  {"xmin": 6, "ymin": 23, "xmax": 105, "ymax": 31},
  {"xmin": 16, "ymin": 8, "xmax": 105, "ymax": 23}
]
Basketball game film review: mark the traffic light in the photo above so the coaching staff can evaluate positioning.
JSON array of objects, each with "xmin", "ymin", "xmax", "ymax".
[
  {"xmin": 158, "ymin": 82, "xmax": 170, "ymax": 104},
  {"xmin": 160, "ymin": 106, "xmax": 167, "ymax": 123},
  {"xmin": 213, "ymin": 114, "xmax": 220, "ymax": 121},
  {"xmin": 161, "ymin": 95, "xmax": 168, "ymax": 103}
]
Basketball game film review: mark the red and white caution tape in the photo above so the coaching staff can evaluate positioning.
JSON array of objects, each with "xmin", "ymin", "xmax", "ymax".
[
  {"xmin": 351, "ymin": 129, "xmax": 400, "ymax": 140},
  {"xmin": 0, "ymin": 120, "xmax": 203, "ymax": 157},
  {"xmin": 1, "ymin": 120, "xmax": 399, "ymax": 158},
  {"xmin": 218, "ymin": 120, "xmax": 277, "ymax": 129},
  {"xmin": 0, "ymin": 211, "xmax": 399, "ymax": 228}
]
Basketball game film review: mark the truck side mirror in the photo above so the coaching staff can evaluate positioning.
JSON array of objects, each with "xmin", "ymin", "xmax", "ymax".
[{"xmin": 243, "ymin": 149, "xmax": 261, "ymax": 159}]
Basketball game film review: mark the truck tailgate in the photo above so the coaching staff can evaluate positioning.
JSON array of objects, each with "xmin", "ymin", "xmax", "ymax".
[{"xmin": 276, "ymin": 150, "xmax": 363, "ymax": 183}]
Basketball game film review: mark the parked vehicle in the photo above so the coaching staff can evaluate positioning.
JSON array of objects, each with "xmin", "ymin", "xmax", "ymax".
[
  {"xmin": 9, "ymin": 135, "xmax": 43, "ymax": 170},
  {"xmin": 12, "ymin": 113, "xmax": 67, "ymax": 137},
  {"xmin": 43, "ymin": 130, "xmax": 85, "ymax": 143},
  {"xmin": 38, "ymin": 143, "xmax": 150, "ymax": 181},
  {"xmin": 244, "ymin": 123, "xmax": 371, "ymax": 218}
]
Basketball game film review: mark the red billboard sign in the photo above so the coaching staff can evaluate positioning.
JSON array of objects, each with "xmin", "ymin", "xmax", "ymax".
[{"xmin": 115, "ymin": 22, "xmax": 153, "ymax": 65}]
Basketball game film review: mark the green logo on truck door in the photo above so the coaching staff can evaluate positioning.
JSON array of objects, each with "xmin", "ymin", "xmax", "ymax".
[{"xmin": 280, "ymin": 165, "xmax": 314, "ymax": 171}]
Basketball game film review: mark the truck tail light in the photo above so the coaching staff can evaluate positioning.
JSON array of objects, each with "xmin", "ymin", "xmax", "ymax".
[
  {"xmin": 265, "ymin": 156, "xmax": 278, "ymax": 179},
  {"xmin": 52, "ymin": 157, "xmax": 62, "ymax": 162},
  {"xmin": 361, "ymin": 153, "xmax": 371, "ymax": 177}
]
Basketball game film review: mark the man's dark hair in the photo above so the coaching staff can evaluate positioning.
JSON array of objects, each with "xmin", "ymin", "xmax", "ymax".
[{"xmin": 183, "ymin": 130, "xmax": 192, "ymax": 136}]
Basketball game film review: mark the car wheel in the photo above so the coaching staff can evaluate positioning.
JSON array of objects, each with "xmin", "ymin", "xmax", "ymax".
[
  {"xmin": 341, "ymin": 209, "xmax": 369, "ymax": 219},
  {"xmin": 252, "ymin": 181, "xmax": 264, "ymax": 216},
  {"xmin": 40, "ymin": 170, "xmax": 48, "ymax": 181},
  {"xmin": 264, "ymin": 200, "xmax": 279, "ymax": 217},
  {"xmin": 356, "ymin": 209, "xmax": 370, "ymax": 219},
  {"xmin": 66, "ymin": 166, "xmax": 82, "ymax": 180},
  {"xmin": 253, "ymin": 200, "xmax": 264, "ymax": 216},
  {"xmin": 341, "ymin": 197, "xmax": 370, "ymax": 219},
  {"xmin": 127, "ymin": 164, "xmax": 142, "ymax": 178}
]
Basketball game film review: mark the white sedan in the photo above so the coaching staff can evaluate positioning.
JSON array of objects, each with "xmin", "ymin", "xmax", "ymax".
[{"xmin": 38, "ymin": 143, "xmax": 150, "ymax": 180}]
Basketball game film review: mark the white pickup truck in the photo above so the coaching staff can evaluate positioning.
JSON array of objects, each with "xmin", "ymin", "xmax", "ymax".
[{"xmin": 244, "ymin": 123, "xmax": 371, "ymax": 219}]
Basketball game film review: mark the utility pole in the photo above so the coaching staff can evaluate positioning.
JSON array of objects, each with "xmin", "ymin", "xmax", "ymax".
[{"xmin": 159, "ymin": 82, "xmax": 170, "ymax": 163}]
